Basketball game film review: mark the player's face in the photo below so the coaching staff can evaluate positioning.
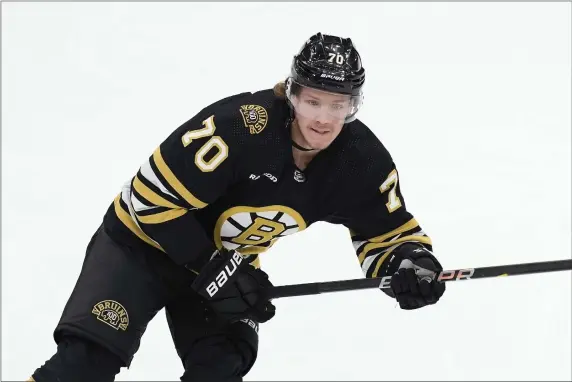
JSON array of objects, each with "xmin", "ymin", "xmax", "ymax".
[{"xmin": 292, "ymin": 87, "xmax": 351, "ymax": 150}]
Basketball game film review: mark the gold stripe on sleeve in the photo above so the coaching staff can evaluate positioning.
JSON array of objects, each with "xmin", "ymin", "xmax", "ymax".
[
  {"xmin": 135, "ymin": 208, "xmax": 188, "ymax": 224},
  {"xmin": 132, "ymin": 176, "xmax": 181, "ymax": 209},
  {"xmin": 366, "ymin": 218, "xmax": 420, "ymax": 243},
  {"xmin": 152, "ymin": 146, "xmax": 208, "ymax": 209},
  {"xmin": 358, "ymin": 235, "xmax": 432, "ymax": 264},
  {"xmin": 113, "ymin": 194, "xmax": 166, "ymax": 252}
]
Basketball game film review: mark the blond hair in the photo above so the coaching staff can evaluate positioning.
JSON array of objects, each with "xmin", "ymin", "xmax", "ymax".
[{"xmin": 273, "ymin": 81, "xmax": 286, "ymax": 99}]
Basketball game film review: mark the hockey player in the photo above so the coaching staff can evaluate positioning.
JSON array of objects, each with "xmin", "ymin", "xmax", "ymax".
[{"xmin": 29, "ymin": 33, "xmax": 446, "ymax": 382}]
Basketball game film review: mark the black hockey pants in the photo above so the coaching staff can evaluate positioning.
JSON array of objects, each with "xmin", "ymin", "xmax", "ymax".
[{"xmin": 31, "ymin": 224, "xmax": 259, "ymax": 382}]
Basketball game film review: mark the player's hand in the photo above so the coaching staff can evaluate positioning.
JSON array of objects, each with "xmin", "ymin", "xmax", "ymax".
[
  {"xmin": 190, "ymin": 248, "xmax": 276, "ymax": 323},
  {"xmin": 389, "ymin": 244, "xmax": 446, "ymax": 310}
]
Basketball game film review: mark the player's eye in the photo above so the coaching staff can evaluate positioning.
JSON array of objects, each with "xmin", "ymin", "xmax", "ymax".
[{"xmin": 305, "ymin": 99, "xmax": 320, "ymax": 107}]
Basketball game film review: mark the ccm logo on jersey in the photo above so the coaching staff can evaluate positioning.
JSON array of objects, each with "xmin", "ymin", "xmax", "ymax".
[
  {"xmin": 206, "ymin": 252, "xmax": 245, "ymax": 297},
  {"xmin": 249, "ymin": 173, "xmax": 278, "ymax": 183}
]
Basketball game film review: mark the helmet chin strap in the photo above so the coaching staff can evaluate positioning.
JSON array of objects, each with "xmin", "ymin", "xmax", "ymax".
[
  {"xmin": 286, "ymin": 116, "xmax": 318, "ymax": 152},
  {"xmin": 291, "ymin": 139, "xmax": 317, "ymax": 152}
]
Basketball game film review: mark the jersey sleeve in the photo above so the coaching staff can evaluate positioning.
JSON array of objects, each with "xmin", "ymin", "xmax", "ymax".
[
  {"xmin": 113, "ymin": 98, "xmax": 259, "ymax": 269},
  {"xmin": 339, "ymin": 159, "xmax": 433, "ymax": 281}
]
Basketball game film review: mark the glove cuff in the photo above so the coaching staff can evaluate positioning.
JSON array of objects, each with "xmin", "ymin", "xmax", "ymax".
[{"xmin": 382, "ymin": 243, "xmax": 443, "ymax": 278}]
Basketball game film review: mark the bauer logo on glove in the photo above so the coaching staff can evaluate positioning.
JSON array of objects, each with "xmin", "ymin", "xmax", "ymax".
[
  {"xmin": 191, "ymin": 248, "xmax": 276, "ymax": 323},
  {"xmin": 204, "ymin": 251, "xmax": 245, "ymax": 298}
]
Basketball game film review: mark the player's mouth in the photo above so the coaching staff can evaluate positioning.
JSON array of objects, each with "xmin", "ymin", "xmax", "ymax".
[{"xmin": 309, "ymin": 127, "xmax": 329, "ymax": 136}]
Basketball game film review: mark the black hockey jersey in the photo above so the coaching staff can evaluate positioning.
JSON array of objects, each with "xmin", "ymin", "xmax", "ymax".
[{"xmin": 103, "ymin": 89, "xmax": 433, "ymax": 279}]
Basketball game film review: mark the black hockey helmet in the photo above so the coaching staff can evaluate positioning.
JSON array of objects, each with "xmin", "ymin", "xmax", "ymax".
[{"xmin": 286, "ymin": 33, "xmax": 365, "ymax": 122}]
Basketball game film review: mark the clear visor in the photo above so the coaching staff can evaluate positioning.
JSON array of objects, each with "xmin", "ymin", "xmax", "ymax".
[{"xmin": 286, "ymin": 79, "xmax": 363, "ymax": 123}]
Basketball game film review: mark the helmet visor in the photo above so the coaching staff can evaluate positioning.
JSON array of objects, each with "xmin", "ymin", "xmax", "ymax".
[{"xmin": 286, "ymin": 78, "xmax": 363, "ymax": 122}]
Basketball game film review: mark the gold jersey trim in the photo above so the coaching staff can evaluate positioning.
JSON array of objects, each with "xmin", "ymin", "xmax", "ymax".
[
  {"xmin": 133, "ymin": 175, "xmax": 181, "ymax": 209},
  {"xmin": 152, "ymin": 146, "xmax": 208, "ymax": 209},
  {"xmin": 366, "ymin": 218, "xmax": 420, "ymax": 243},
  {"xmin": 358, "ymin": 235, "xmax": 433, "ymax": 265},
  {"xmin": 113, "ymin": 194, "xmax": 166, "ymax": 252},
  {"xmin": 135, "ymin": 208, "xmax": 188, "ymax": 224}
]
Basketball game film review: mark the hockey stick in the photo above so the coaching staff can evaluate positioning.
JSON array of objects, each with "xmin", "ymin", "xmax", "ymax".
[{"xmin": 266, "ymin": 258, "xmax": 572, "ymax": 299}]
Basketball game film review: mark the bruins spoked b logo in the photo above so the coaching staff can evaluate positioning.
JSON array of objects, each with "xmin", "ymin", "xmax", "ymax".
[
  {"xmin": 92, "ymin": 300, "xmax": 129, "ymax": 331},
  {"xmin": 239, "ymin": 105, "xmax": 268, "ymax": 135},
  {"xmin": 214, "ymin": 205, "xmax": 306, "ymax": 255}
]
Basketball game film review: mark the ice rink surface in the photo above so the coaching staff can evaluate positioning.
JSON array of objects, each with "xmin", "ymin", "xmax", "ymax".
[{"xmin": 2, "ymin": 3, "xmax": 571, "ymax": 381}]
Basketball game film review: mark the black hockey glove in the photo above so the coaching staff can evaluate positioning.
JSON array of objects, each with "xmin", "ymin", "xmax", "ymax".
[
  {"xmin": 386, "ymin": 243, "xmax": 446, "ymax": 310},
  {"xmin": 190, "ymin": 249, "xmax": 276, "ymax": 323}
]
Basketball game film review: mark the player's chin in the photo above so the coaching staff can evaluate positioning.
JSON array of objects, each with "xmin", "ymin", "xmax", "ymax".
[{"xmin": 306, "ymin": 136, "xmax": 334, "ymax": 150}]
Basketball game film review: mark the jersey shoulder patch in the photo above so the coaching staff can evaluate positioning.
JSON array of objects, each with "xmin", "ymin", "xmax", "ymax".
[
  {"xmin": 238, "ymin": 103, "xmax": 269, "ymax": 135},
  {"xmin": 235, "ymin": 89, "xmax": 287, "ymax": 137},
  {"xmin": 189, "ymin": 89, "xmax": 285, "ymax": 141}
]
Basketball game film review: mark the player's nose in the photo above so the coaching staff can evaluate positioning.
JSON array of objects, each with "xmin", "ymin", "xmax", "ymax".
[{"xmin": 314, "ymin": 109, "xmax": 334, "ymax": 124}]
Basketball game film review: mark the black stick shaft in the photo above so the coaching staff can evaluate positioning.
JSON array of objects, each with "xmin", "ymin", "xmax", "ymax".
[{"xmin": 267, "ymin": 259, "xmax": 572, "ymax": 299}]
